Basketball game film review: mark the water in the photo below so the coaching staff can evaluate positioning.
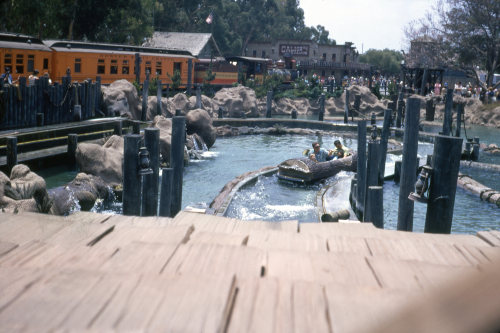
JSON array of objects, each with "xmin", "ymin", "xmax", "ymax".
[{"xmin": 39, "ymin": 130, "xmax": 499, "ymax": 234}]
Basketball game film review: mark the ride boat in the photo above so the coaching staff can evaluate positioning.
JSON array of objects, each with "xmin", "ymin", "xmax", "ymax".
[{"xmin": 277, "ymin": 153, "xmax": 357, "ymax": 183}]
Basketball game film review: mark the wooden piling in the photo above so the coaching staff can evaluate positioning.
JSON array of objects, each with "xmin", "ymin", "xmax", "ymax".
[
  {"xmin": 218, "ymin": 107, "xmax": 224, "ymax": 119},
  {"xmin": 471, "ymin": 137, "xmax": 480, "ymax": 161},
  {"xmin": 266, "ymin": 90, "xmax": 273, "ymax": 118},
  {"xmin": 159, "ymin": 168, "xmax": 173, "ymax": 217},
  {"xmin": 344, "ymin": 89, "xmax": 350, "ymax": 123},
  {"xmin": 170, "ymin": 116, "xmax": 186, "ymax": 216},
  {"xmin": 394, "ymin": 160, "xmax": 402, "ymax": 183},
  {"xmin": 396, "ymin": 92, "xmax": 404, "ymax": 129},
  {"xmin": 132, "ymin": 121, "xmax": 141, "ymax": 135},
  {"xmin": 67, "ymin": 134, "xmax": 78, "ymax": 168},
  {"xmin": 378, "ymin": 109, "xmax": 392, "ymax": 183},
  {"xmin": 195, "ymin": 84, "xmax": 202, "ymax": 109},
  {"xmin": 36, "ymin": 113, "xmax": 44, "ymax": 127},
  {"xmin": 455, "ymin": 102, "xmax": 464, "ymax": 137},
  {"xmin": 354, "ymin": 94, "xmax": 361, "ymax": 113},
  {"xmin": 370, "ymin": 112, "xmax": 376, "ymax": 125},
  {"xmin": 141, "ymin": 128, "xmax": 160, "ymax": 216},
  {"xmin": 319, "ymin": 93, "xmax": 325, "ymax": 121},
  {"xmin": 397, "ymin": 98, "xmax": 421, "ymax": 231},
  {"xmin": 364, "ymin": 141, "xmax": 381, "ymax": 222},
  {"xmin": 425, "ymin": 99, "xmax": 435, "ymax": 121},
  {"xmin": 291, "ymin": 109, "xmax": 297, "ymax": 119},
  {"xmin": 424, "ymin": 135, "xmax": 463, "ymax": 234},
  {"xmin": 187, "ymin": 59, "xmax": 193, "ymax": 95},
  {"xmin": 365, "ymin": 186, "xmax": 384, "ymax": 228},
  {"xmin": 442, "ymin": 88, "xmax": 454, "ymax": 136},
  {"xmin": 6, "ymin": 136, "xmax": 17, "ymax": 173},
  {"xmin": 114, "ymin": 120, "xmax": 122, "ymax": 136},
  {"xmin": 157, "ymin": 79, "xmax": 162, "ymax": 116},
  {"xmin": 123, "ymin": 134, "xmax": 142, "ymax": 216},
  {"xmin": 141, "ymin": 72, "xmax": 149, "ymax": 121},
  {"xmin": 356, "ymin": 120, "xmax": 367, "ymax": 220}
]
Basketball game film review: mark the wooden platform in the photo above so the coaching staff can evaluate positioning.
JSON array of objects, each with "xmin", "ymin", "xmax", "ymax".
[{"xmin": 1, "ymin": 211, "xmax": 500, "ymax": 332}]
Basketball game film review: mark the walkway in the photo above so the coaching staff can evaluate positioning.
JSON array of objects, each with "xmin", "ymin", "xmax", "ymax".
[{"xmin": 0, "ymin": 211, "xmax": 499, "ymax": 332}]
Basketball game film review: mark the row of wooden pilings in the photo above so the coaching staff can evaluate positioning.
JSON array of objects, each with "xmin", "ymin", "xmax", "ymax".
[{"xmin": 350, "ymin": 90, "xmax": 465, "ymax": 234}]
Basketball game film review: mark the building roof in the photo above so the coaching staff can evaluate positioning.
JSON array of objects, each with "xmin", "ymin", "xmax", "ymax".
[{"xmin": 143, "ymin": 32, "xmax": 221, "ymax": 58}]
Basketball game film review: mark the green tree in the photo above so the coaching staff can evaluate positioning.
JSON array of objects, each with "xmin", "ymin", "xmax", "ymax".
[{"xmin": 358, "ymin": 49, "xmax": 404, "ymax": 76}]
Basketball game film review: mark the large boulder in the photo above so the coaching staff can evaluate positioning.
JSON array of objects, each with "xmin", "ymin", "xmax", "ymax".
[
  {"xmin": 146, "ymin": 96, "xmax": 175, "ymax": 120},
  {"xmin": 10, "ymin": 164, "xmax": 46, "ymax": 199},
  {"xmin": 152, "ymin": 115, "xmax": 173, "ymax": 164},
  {"xmin": 101, "ymin": 80, "xmax": 141, "ymax": 119},
  {"xmin": 48, "ymin": 173, "xmax": 112, "ymax": 215},
  {"xmin": 213, "ymin": 85, "xmax": 259, "ymax": 118},
  {"xmin": 344, "ymin": 85, "xmax": 388, "ymax": 115},
  {"xmin": 75, "ymin": 135, "xmax": 124, "ymax": 187},
  {"xmin": 186, "ymin": 109, "xmax": 217, "ymax": 148},
  {"xmin": 170, "ymin": 93, "xmax": 191, "ymax": 114}
]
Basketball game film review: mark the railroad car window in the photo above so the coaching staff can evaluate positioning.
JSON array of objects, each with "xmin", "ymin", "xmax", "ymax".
[
  {"xmin": 16, "ymin": 55, "xmax": 24, "ymax": 73},
  {"xmin": 74, "ymin": 58, "xmax": 81, "ymax": 73},
  {"xmin": 43, "ymin": 58, "xmax": 49, "ymax": 70},
  {"xmin": 110, "ymin": 59, "xmax": 118, "ymax": 74},
  {"xmin": 174, "ymin": 62, "xmax": 181, "ymax": 73},
  {"xmin": 97, "ymin": 59, "xmax": 105, "ymax": 74},
  {"xmin": 122, "ymin": 60, "xmax": 129, "ymax": 74},
  {"xmin": 4, "ymin": 54, "xmax": 12, "ymax": 65},
  {"xmin": 27, "ymin": 55, "xmax": 34, "ymax": 72},
  {"xmin": 156, "ymin": 61, "xmax": 162, "ymax": 75}
]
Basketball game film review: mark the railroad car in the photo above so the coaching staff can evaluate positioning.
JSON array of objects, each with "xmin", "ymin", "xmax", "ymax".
[
  {"xmin": 44, "ymin": 40, "xmax": 197, "ymax": 86},
  {"xmin": 194, "ymin": 56, "xmax": 270, "ymax": 86},
  {"xmin": 0, "ymin": 33, "xmax": 52, "ymax": 81}
]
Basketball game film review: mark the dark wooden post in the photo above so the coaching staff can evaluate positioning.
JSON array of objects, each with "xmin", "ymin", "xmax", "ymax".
[
  {"xmin": 187, "ymin": 59, "xmax": 193, "ymax": 95},
  {"xmin": 442, "ymin": 88, "xmax": 454, "ymax": 136},
  {"xmin": 425, "ymin": 99, "xmax": 435, "ymax": 121},
  {"xmin": 420, "ymin": 68, "xmax": 428, "ymax": 96},
  {"xmin": 319, "ymin": 93, "xmax": 325, "ymax": 121},
  {"xmin": 394, "ymin": 160, "xmax": 402, "ymax": 183},
  {"xmin": 363, "ymin": 140, "xmax": 381, "ymax": 222},
  {"xmin": 156, "ymin": 79, "xmax": 162, "ymax": 116},
  {"xmin": 123, "ymin": 134, "xmax": 142, "ymax": 216},
  {"xmin": 159, "ymin": 168, "xmax": 173, "ymax": 217},
  {"xmin": 114, "ymin": 119, "xmax": 122, "ymax": 136},
  {"xmin": 6, "ymin": 136, "xmax": 17, "ymax": 173},
  {"xmin": 455, "ymin": 102, "xmax": 464, "ymax": 137},
  {"xmin": 36, "ymin": 113, "xmax": 44, "ymax": 127},
  {"xmin": 370, "ymin": 112, "xmax": 376, "ymax": 125},
  {"xmin": 471, "ymin": 137, "xmax": 480, "ymax": 161},
  {"xmin": 378, "ymin": 109, "xmax": 392, "ymax": 183},
  {"xmin": 134, "ymin": 53, "xmax": 141, "ymax": 84},
  {"xmin": 175, "ymin": 109, "xmax": 182, "ymax": 116},
  {"xmin": 195, "ymin": 84, "xmax": 202, "ymax": 109},
  {"xmin": 170, "ymin": 116, "xmax": 186, "ymax": 216},
  {"xmin": 344, "ymin": 89, "xmax": 350, "ymax": 123},
  {"xmin": 354, "ymin": 94, "xmax": 361, "ymax": 114},
  {"xmin": 356, "ymin": 120, "xmax": 367, "ymax": 219},
  {"xmin": 397, "ymin": 98, "xmax": 421, "ymax": 231},
  {"xmin": 132, "ymin": 120, "xmax": 141, "ymax": 134},
  {"xmin": 365, "ymin": 186, "xmax": 383, "ymax": 228},
  {"xmin": 396, "ymin": 92, "xmax": 404, "ymax": 130},
  {"xmin": 67, "ymin": 134, "xmax": 78, "ymax": 168},
  {"xmin": 291, "ymin": 109, "xmax": 297, "ymax": 119},
  {"xmin": 141, "ymin": 71, "xmax": 149, "ymax": 121},
  {"xmin": 141, "ymin": 128, "xmax": 160, "ymax": 216},
  {"xmin": 349, "ymin": 175, "xmax": 357, "ymax": 209},
  {"xmin": 218, "ymin": 107, "xmax": 224, "ymax": 119},
  {"xmin": 266, "ymin": 90, "xmax": 272, "ymax": 118},
  {"xmin": 424, "ymin": 135, "xmax": 463, "ymax": 233}
]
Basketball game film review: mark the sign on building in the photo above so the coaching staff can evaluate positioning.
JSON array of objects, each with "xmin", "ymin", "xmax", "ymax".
[{"xmin": 279, "ymin": 44, "xmax": 309, "ymax": 57}]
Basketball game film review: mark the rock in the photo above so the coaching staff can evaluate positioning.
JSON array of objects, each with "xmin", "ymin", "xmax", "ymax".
[
  {"xmin": 152, "ymin": 115, "xmax": 173, "ymax": 164},
  {"xmin": 146, "ymin": 96, "xmax": 175, "ymax": 120},
  {"xmin": 186, "ymin": 109, "xmax": 216, "ymax": 148},
  {"xmin": 213, "ymin": 85, "xmax": 259, "ymax": 118},
  {"xmin": 101, "ymin": 80, "xmax": 141, "ymax": 119},
  {"xmin": 170, "ymin": 93, "xmax": 190, "ymax": 114},
  {"xmin": 75, "ymin": 135, "xmax": 124, "ymax": 187},
  {"xmin": 10, "ymin": 164, "xmax": 46, "ymax": 199},
  {"xmin": 48, "ymin": 173, "xmax": 112, "ymax": 215}
]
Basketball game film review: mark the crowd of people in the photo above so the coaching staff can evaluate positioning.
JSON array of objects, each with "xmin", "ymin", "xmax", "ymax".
[{"xmin": 1, "ymin": 67, "xmax": 52, "ymax": 86}]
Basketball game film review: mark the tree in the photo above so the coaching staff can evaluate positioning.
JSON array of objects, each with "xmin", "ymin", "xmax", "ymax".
[
  {"xmin": 359, "ymin": 49, "xmax": 404, "ymax": 76},
  {"xmin": 404, "ymin": 0, "xmax": 500, "ymax": 89}
]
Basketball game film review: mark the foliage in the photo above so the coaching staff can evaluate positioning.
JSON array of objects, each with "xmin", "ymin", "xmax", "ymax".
[
  {"xmin": 370, "ymin": 82, "xmax": 382, "ymax": 100},
  {"xmin": 404, "ymin": 0, "xmax": 500, "ymax": 89},
  {"xmin": 358, "ymin": 49, "xmax": 404, "ymax": 76},
  {"xmin": 202, "ymin": 67, "xmax": 216, "ymax": 96},
  {"xmin": 167, "ymin": 69, "xmax": 181, "ymax": 91}
]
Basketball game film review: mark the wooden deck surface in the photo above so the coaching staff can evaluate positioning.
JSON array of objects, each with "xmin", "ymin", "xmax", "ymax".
[{"xmin": 1, "ymin": 211, "xmax": 499, "ymax": 332}]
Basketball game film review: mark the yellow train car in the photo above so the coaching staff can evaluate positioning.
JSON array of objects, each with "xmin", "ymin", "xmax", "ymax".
[
  {"xmin": 45, "ymin": 40, "xmax": 197, "ymax": 86},
  {"xmin": 0, "ymin": 33, "xmax": 52, "ymax": 82}
]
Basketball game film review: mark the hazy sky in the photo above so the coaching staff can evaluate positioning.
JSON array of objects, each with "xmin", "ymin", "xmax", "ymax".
[{"xmin": 299, "ymin": 0, "xmax": 435, "ymax": 53}]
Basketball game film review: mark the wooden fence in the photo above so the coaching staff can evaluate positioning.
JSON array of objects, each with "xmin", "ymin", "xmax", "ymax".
[{"xmin": 0, "ymin": 75, "xmax": 102, "ymax": 130}]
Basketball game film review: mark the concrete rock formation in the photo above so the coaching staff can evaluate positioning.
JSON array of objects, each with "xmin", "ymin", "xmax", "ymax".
[
  {"xmin": 186, "ymin": 109, "xmax": 216, "ymax": 148},
  {"xmin": 101, "ymin": 80, "xmax": 141, "ymax": 119},
  {"xmin": 213, "ymin": 85, "xmax": 259, "ymax": 118}
]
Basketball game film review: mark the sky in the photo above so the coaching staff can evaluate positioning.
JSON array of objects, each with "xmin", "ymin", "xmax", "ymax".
[{"xmin": 299, "ymin": 0, "xmax": 435, "ymax": 53}]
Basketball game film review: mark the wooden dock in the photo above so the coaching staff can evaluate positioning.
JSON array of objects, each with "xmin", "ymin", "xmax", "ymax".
[{"xmin": 1, "ymin": 211, "xmax": 499, "ymax": 332}]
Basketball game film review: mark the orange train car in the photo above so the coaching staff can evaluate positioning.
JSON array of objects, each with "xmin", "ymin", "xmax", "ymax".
[
  {"xmin": 194, "ymin": 56, "xmax": 270, "ymax": 86},
  {"xmin": 44, "ymin": 40, "xmax": 197, "ymax": 86},
  {"xmin": 0, "ymin": 33, "xmax": 53, "ymax": 81}
]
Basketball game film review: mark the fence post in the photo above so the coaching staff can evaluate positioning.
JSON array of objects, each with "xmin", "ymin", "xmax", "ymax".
[
  {"xmin": 67, "ymin": 134, "xmax": 78, "ymax": 168},
  {"xmin": 356, "ymin": 120, "xmax": 367, "ymax": 220},
  {"xmin": 424, "ymin": 135, "xmax": 463, "ymax": 233},
  {"xmin": 266, "ymin": 90, "xmax": 273, "ymax": 118},
  {"xmin": 6, "ymin": 136, "xmax": 17, "ymax": 173},
  {"xmin": 378, "ymin": 109, "xmax": 392, "ymax": 183},
  {"xmin": 370, "ymin": 112, "xmax": 376, "ymax": 125},
  {"xmin": 170, "ymin": 116, "xmax": 186, "ymax": 216},
  {"xmin": 319, "ymin": 93, "xmax": 325, "ymax": 121},
  {"xmin": 123, "ymin": 134, "xmax": 142, "ymax": 216},
  {"xmin": 141, "ymin": 128, "xmax": 160, "ymax": 216},
  {"xmin": 132, "ymin": 120, "xmax": 141, "ymax": 134},
  {"xmin": 344, "ymin": 89, "xmax": 349, "ymax": 123},
  {"xmin": 455, "ymin": 102, "xmax": 464, "ymax": 137},
  {"xmin": 397, "ymin": 98, "xmax": 421, "ymax": 231},
  {"xmin": 425, "ymin": 99, "xmax": 435, "ymax": 121},
  {"xmin": 365, "ymin": 186, "xmax": 384, "ymax": 228},
  {"xmin": 195, "ymin": 83, "xmax": 202, "ymax": 109},
  {"xmin": 157, "ymin": 79, "xmax": 162, "ymax": 116},
  {"xmin": 471, "ymin": 136, "xmax": 480, "ymax": 161},
  {"xmin": 291, "ymin": 109, "xmax": 297, "ymax": 119},
  {"xmin": 141, "ymin": 71, "xmax": 149, "ymax": 121},
  {"xmin": 134, "ymin": 53, "xmax": 141, "ymax": 83},
  {"xmin": 159, "ymin": 168, "xmax": 173, "ymax": 217},
  {"xmin": 363, "ymin": 140, "xmax": 381, "ymax": 222},
  {"xmin": 187, "ymin": 59, "xmax": 193, "ymax": 95},
  {"xmin": 443, "ymin": 88, "xmax": 454, "ymax": 136},
  {"xmin": 354, "ymin": 94, "xmax": 361, "ymax": 114},
  {"xmin": 218, "ymin": 107, "xmax": 224, "ymax": 119},
  {"xmin": 114, "ymin": 119, "xmax": 122, "ymax": 136},
  {"xmin": 95, "ymin": 76, "xmax": 102, "ymax": 118}
]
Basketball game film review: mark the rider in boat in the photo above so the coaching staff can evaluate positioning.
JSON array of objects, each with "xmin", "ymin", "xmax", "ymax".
[
  {"xmin": 308, "ymin": 142, "xmax": 334, "ymax": 162},
  {"xmin": 329, "ymin": 140, "xmax": 351, "ymax": 160}
]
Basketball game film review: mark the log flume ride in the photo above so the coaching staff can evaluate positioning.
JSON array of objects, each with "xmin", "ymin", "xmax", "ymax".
[{"xmin": 277, "ymin": 153, "xmax": 358, "ymax": 183}]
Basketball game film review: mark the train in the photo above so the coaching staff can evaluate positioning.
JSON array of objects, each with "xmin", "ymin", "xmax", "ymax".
[{"xmin": 0, "ymin": 32, "xmax": 274, "ymax": 89}]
